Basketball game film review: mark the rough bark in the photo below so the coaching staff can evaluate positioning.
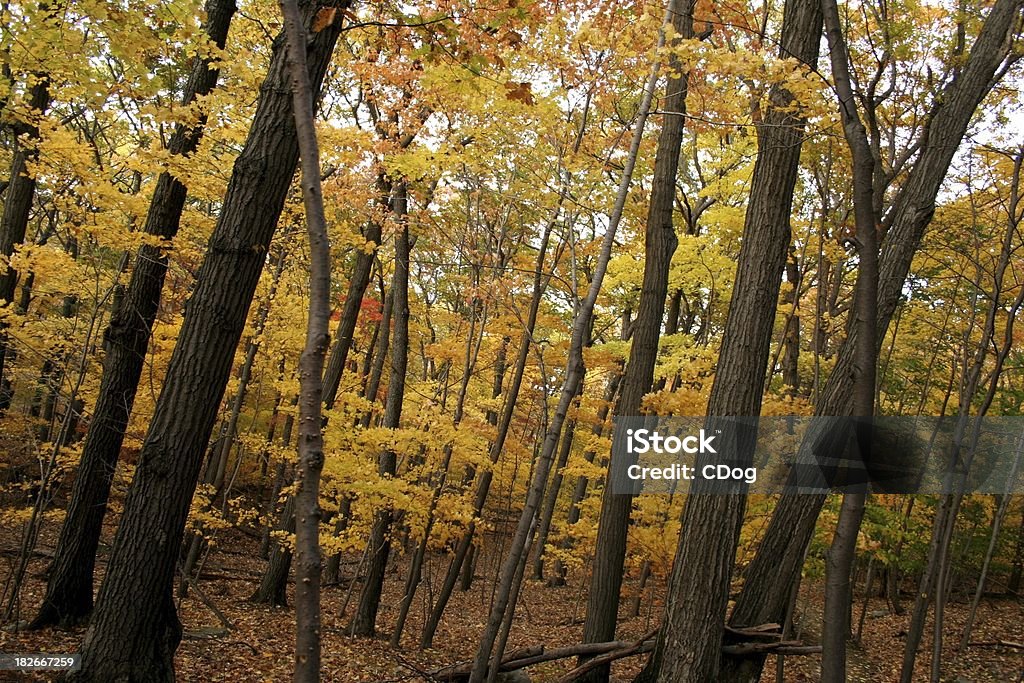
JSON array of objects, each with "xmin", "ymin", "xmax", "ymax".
[
  {"xmin": 644, "ymin": 1, "xmax": 821, "ymax": 681},
  {"xmin": 68, "ymin": 4, "xmax": 346, "ymax": 680},
  {"xmin": 31, "ymin": 0, "xmax": 236, "ymax": 630},
  {"xmin": 723, "ymin": 3, "xmax": 1024, "ymax": 681}
]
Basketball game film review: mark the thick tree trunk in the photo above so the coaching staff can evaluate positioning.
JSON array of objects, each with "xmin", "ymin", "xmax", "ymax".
[
  {"xmin": 721, "ymin": 3, "xmax": 1023, "ymax": 680},
  {"xmin": 180, "ymin": 250, "xmax": 284, "ymax": 597},
  {"xmin": 68, "ymin": 5, "xmax": 346, "ymax": 680},
  {"xmin": 580, "ymin": 5, "xmax": 693, "ymax": 681},
  {"xmin": 349, "ymin": 185, "xmax": 410, "ymax": 637},
  {"xmin": 644, "ymin": 2, "xmax": 821, "ymax": 682},
  {"xmin": 31, "ymin": 0, "xmax": 236, "ymax": 630}
]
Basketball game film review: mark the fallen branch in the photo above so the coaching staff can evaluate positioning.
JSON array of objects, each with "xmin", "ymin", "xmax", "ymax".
[
  {"xmin": 553, "ymin": 629, "xmax": 658, "ymax": 683},
  {"xmin": 432, "ymin": 646, "xmax": 543, "ymax": 680},
  {"xmin": 724, "ymin": 623, "xmax": 782, "ymax": 642},
  {"xmin": 722, "ymin": 641, "xmax": 822, "ymax": 656},
  {"xmin": 968, "ymin": 640, "xmax": 1024, "ymax": 650}
]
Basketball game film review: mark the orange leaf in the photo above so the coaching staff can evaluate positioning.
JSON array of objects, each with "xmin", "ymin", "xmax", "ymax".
[{"xmin": 312, "ymin": 7, "xmax": 337, "ymax": 32}]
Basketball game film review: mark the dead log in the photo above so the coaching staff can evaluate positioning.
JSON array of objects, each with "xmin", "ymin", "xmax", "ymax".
[
  {"xmin": 967, "ymin": 640, "xmax": 1024, "ymax": 650},
  {"xmin": 553, "ymin": 630, "xmax": 658, "ymax": 683}
]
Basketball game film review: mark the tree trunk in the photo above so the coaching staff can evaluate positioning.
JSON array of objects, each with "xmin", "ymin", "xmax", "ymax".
[
  {"xmin": 31, "ymin": 0, "xmax": 236, "ymax": 630},
  {"xmin": 68, "ymin": 5, "xmax": 346, "ymax": 680},
  {"xmin": 250, "ymin": 493, "xmax": 296, "ymax": 607},
  {"xmin": 281, "ymin": 0, "xmax": 333, "ymax": 676},
  {"xmin": 180, "ymin": 250, "xmax": 285, "ymax": 597},
  {"xmin": 580, "ymin": 5, "xmax": 693, "ymax": 681},
  {"xmin": 640, "ymin": 2, "xmax": 820, "ymax": 682},
  {"xmin": 320, "ymin": 175, "xmax": 389, "ymax": 409},
  {"xmin": 819, "ymin": 0, "xmax": 879, "ymax": 675},
  {"xmin": 0, "ymin": 65, "xmax": 51, "ymax": 393},
  {"xmin": 531, "ymin": 386, "xmax": 580, "ymax": 580},
  {"xmin": 721, "ymin": 3, "xmax": 1023, "ymax": 680},
  {"xmin": 349, "ymin": 185, "xmax": 411, "ymax": 637}
]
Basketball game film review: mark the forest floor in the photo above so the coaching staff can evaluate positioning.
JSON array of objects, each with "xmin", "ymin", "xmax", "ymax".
[{"xmin": 1, "ymin": 519, "xmax": 1022, "ymax": 682}]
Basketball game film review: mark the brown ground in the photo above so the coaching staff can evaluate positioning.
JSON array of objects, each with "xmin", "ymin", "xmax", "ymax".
[{"xmin": 1, "ymin": 519, "xmax": 1021, "ymax": 682}]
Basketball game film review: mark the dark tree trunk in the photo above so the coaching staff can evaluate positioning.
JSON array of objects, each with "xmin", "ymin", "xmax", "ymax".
[
  {"xmin": 644, "ymin": 2, "xmax": 821, "ymax": 682},
  {"xmin": 0, "ymin": 70, "xmax": 51, "ymax": 399},
  {"xmin": 349, "ymin": 185, "xmax": 410, "ymax": 637},
  {"xmin": 531, "ymin": 384, "xmax": 581, "ymax": 580},
  {"xmin": 818, "ymin": 0, "xmax": 879, "ymax": 675},
  {"xmin": 320, "ymin": 175, "xmax": 389, "ymax": 409},
  {"xmin": 250, "ymin": 493, "xmax": 296, "ymax": 607},
  {"xmin": 281, "ymin": 0, "xmax": 334, "ymax": 675},
  {"xmin": 31, "ymin": 0, "xmax": 237, "ymax": 630},
  {"xmin": 67, "ymin": 5, "xmax": 346, "ymax": 681},
  {"xmin": 720, "ymin": 2, "xmax": 1023, "ymax": 680},
  {"xmin": 579, "ymin": 5, "xmax": 693, "ymax": 680}
]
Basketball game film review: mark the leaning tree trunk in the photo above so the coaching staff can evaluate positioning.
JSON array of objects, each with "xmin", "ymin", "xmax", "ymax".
[
  {"xmin": 579, "ymin": 3, "xmax": 693, "ymax": 681},
  {"xmin": 349, "ymin": 185, "xmax": 411, "ymax": 637},
  {"xmin": 31, "ymin": 0, "xmax": 236, "ymax": 630},
  {"xmin": 643, "ymin": 1, "xmax": 821, "ymax": 681},
  {"xmin": 721, "ymin": 3, "xmax": 1023, "ymax": 681},
  {"xmin": 68, "ymin": 4, "xmax": 347, "ymax": 681}
]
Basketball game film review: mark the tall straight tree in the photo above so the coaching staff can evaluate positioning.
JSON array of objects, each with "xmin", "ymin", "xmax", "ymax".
[
  {"xmin": 278, "ymin": 0, "xmax": 332, "ymax": 678},
  {"xmin": 578, "ymin": 1, "xmax": 694, "ymax": 679},
  {"xmin": 640, "ymin": 1, "xmax": 823, "ymax": 681},
  {"xmin": 68, "ymin": 2, "xmax": 349, "ymax": 680},
  {"xmin": 31, "ymin": 0, "xmax": 237, "ymax": 629},
  {"xmin": 720, "ymin": 1, "xmax": 1023, "ymax": 680},
  {"xmin": 349, "ymin": 184, "xmax": 411, "ymax": 637},
  {"xmin": 818, "ymin": 0, "xmax": 879, "ymax": 676}
]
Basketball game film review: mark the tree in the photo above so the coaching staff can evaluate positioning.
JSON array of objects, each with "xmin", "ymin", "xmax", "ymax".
[
  {"xmin": 30, "ymin": 0, "xmax": 237, "ymax": 628},
  {"xmin": 578, "ymin": 1, "xmax": 694, "ymax": 679},
  {"xmin": 722, "ymin": 2, "xmax": 1024, "ymax": 680},
  {"xmin": 638, "ymin": 0, "xmax": 822, "ymax": 681},
  {"xmin": 0, "ymin": 1, "xmax": 55, "ymax": 405},
  {"xmin": 818, "ymin": 0, "xmax": 879, "ymax": 675},
  {"xmin": 464, "ymin": 6, "xmax": 674, "ymax": 678},
  {"xmin": 348, "ymin": 183, "xmax": 410, "ymax": 637},
  {"xmin": 67, "ymin": 3, "xmax": 348, "ymax": 680},
  {"xmin": 279, "ymin": 0, "xmax": 332, "ymax": 677}
]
